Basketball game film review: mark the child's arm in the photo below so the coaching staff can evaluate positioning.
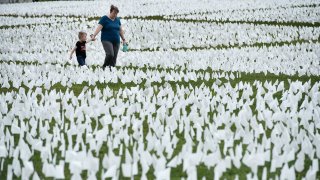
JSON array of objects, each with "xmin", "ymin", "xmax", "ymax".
[
  {"xmin": 85, "ymin": 39, "xmax": 92, "ymax": 44},
  {"xmin": 69, "ymin": 47, "xmax": 76, "ymax": 60}
]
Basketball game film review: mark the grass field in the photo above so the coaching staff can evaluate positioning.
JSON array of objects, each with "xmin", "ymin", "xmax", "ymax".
[{"xmin": 0, "ymin": 1, "xmax": 320, "ymax": 179}]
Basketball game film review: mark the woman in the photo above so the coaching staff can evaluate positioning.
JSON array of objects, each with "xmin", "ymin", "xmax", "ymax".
[{"xmin": 92, "ymin": 5, "xmax": 126, "ymax": 70}]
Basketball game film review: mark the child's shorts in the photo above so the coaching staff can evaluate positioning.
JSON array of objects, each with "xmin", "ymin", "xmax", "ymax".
[{"xmin": 76, "ymin": 56, "xmax": 86, "ymax": 66}]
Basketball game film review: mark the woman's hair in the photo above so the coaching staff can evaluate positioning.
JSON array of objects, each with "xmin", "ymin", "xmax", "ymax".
[
  {"xmin": 110, "ymin": 5, "xmax": 119, "ymax": 13},
  {"xmin": 78, "ymin": 31, "xmax": 87, "ymax": 39}
]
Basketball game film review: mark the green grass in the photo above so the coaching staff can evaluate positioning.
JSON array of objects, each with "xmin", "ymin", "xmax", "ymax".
[
  {"xmin": 118, "ymin": 15, "xmax": 320, "ymax": 28},
  {"xmin": 1, "ymin": 67, "xmax": 320, "ymax": 179}
]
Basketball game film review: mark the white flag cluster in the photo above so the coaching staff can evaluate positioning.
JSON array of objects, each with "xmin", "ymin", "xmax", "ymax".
[{"xmin": 0, "ymin": 0, "xmax": 320, "ymax": 179}]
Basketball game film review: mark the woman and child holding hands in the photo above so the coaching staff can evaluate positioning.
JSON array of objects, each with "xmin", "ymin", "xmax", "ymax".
[{"xmin": 70, "ymin": 5, "xmax": 127, "ymax": 70}]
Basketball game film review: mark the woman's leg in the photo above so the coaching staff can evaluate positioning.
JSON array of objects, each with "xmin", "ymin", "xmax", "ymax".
[
  {"xmin": 111, "ymin": 43, "xmax": 120, "ymax": 67},
  {"xmin": 101, "ymin": 41, "xmax": 114, "ymax": 69}
]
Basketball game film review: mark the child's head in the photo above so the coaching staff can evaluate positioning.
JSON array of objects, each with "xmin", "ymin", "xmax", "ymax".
[{"xmin": 78, "ymin": 31, "xmax": 87, "ymax": 41}]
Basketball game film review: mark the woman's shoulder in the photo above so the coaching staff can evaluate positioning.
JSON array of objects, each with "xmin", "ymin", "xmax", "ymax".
[
  {"xmin": 116, "ymin": 17, "xmax": 121, "ymax": 23},
  {"xmin": 99, "ymin": 15, "xmax": 108, "ymax": 24},
  {"xmin": 100, "ymin": 15, "xmax": 108, "ymax": 20}
]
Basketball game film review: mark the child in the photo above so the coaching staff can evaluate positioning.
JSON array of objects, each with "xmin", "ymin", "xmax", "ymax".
[{"xmin": 69, "ymin": 31, "xmax": 96, "ymax": 66}]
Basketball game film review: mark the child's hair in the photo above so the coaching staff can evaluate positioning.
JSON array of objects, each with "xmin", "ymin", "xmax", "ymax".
[{"xmin": 78, "ymin": 31, "xmax": 87, "ymax": 39}]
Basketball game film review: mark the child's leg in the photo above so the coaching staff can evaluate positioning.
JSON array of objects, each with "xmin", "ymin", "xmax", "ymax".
[
  {"xmin": 76, "ymin": 56, "xmax": 86, "ymax": 66},
  {"xmin": 82, "ymin": 57, "xmax": 86, "ymax": 66}
]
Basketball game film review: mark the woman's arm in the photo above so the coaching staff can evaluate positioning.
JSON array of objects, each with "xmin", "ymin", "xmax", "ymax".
[
  {"xmin": 92, "ymin": 24, "xmax": 103, "ymax": 39},
  {"xmin": 120, "ymin": 26, "xmax": 126, "ymax": 43},
  {"xmin": 86, "ymin": 37, "xmax": 96, "ymax": 44}
]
